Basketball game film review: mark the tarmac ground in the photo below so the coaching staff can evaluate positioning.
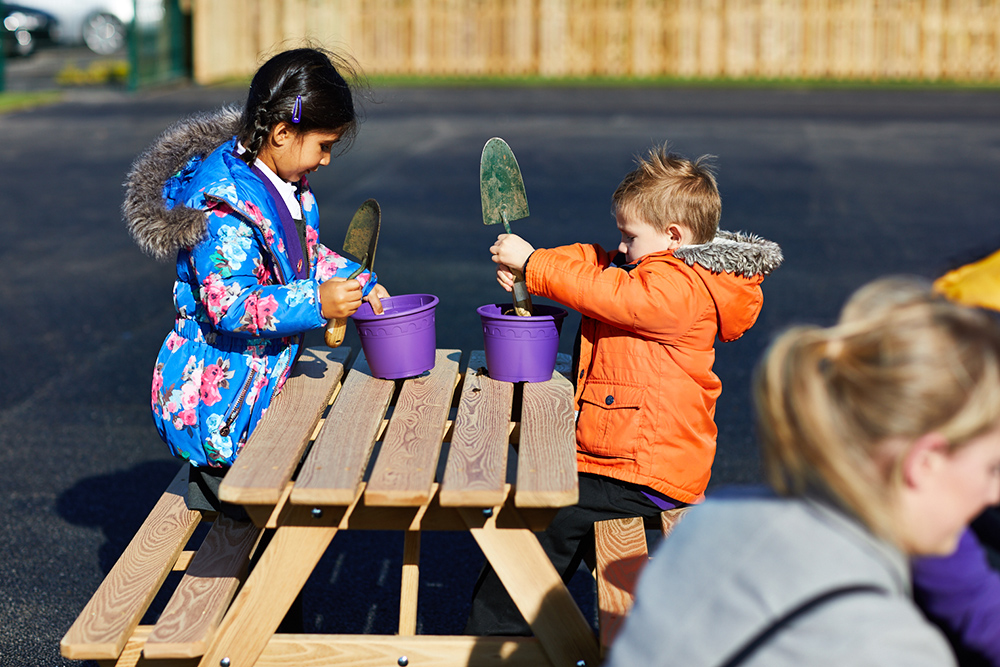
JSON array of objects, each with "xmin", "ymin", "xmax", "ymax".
[{"xmin": 3, "ymin": 47, "xmax": 1000, "ymax": 666}]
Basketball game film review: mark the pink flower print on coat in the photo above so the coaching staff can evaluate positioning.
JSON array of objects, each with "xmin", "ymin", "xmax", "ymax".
[
  {"xmin": 314, "ymin": 246, "xmax": 350, "ymax": 282},
  {"xmin": 206, "ymin": 200, "xmax": 230, "ymax": 218},
  {"xmin": 236, "ymin": 292, "xmax": 281, "ymax": 334},
  {"xmin": 200, "ymin": 382, "xmax": 222, "ymax": 406},
  {"xmin": 180, "ymin": 377, "xmax": 200, "ymax": 411},
  {"xmin": 165, "ymin": 331, "xmax": 184, "ymax": 352},
  {"xmin": 253, "ymin": 257, "xmax": 272, "ymax": 285},
  {"xmin": 175, "ymin": 408, "xmax": 198, "ymax": 429},
  {"xmin": 242, "ymin": 200, "xmax": 266, "ymax": 226},
  {"xmin": 151, "ymin": 364, "xmax": 164, "ymax": 408},
  {"xmin": 199, "ymin": 358, "xmax": 232, "ymax": 408},
  {"xmin": 200, "ymin": 272, "xmax": 241, "ymax": 326}
]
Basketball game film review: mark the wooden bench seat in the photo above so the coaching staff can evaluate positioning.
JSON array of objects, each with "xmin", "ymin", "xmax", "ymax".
[
  {"xmin": 60, "ymin": 465, "xmax": 202, "ymax": 662},
  {"xmin": 595, "ymin": 507, "xmax": 690, "ymax": 649},
  {"xmin": 142, "ymin": 515, "xmax": 261, "ymax": 659}
]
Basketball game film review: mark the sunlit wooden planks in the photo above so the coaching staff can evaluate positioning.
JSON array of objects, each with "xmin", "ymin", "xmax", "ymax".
[
  {"xmin": 291, "ymin": 353, "xmax": 394, "ymax": 507},
  {"xmin": 440, "ymin": 350, "xmax": 513, "ymax": 507},
  {"xmin": 60, "ymin": 466, "xmax": 201, "ymax": 661},
  {"xmin": 365, "ymin": 350, "xmax": 461, "ymax": 506},
  {"xmin": 143, "ymin": 515, "xmax": 262, "ymax": 659},
  {"xmin": 219, "ymin": 347, "xmax": 348, "ymax": 508},
  {"xmin": 515, "ymin": 367, "xmax": 578, "ymax": 508}
]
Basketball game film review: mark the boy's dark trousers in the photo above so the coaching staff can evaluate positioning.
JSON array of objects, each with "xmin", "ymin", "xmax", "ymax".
[{"xmin": 464, "ymin": 472, "xmax": 669, "ymax": 636}]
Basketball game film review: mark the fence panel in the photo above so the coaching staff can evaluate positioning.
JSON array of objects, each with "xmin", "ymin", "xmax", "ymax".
[{"xmin": 191, "ymin": 0, "xmax": 1000, "ymax": 84}]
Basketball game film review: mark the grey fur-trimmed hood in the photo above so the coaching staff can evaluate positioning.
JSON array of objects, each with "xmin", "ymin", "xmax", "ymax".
[
  {"xmin": 674, "ymin": 229, "xmax": 783, "ymax": 278},
  {"xmin": 123, "ymin": 106, "xmax": 242, "ymax": 260}
]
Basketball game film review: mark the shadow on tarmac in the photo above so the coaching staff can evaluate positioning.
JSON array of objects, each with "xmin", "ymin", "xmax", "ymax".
[{"xmin": 56, "ymin": 460, "xmax": 183, "ymax": 575}]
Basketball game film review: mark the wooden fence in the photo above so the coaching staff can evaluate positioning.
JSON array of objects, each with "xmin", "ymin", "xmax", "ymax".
[{"xmin": 192, "ymin": 0, "xmax": 1000, "ymax": 84}]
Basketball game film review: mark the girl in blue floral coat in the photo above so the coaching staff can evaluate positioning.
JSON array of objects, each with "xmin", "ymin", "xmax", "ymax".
[{"xmin": 124, "ymin": 49, "xmax": 388, "ymax": 492}]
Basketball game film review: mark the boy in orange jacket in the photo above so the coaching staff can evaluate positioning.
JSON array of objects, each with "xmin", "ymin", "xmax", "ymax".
[{"xmin": 466, "ymin": 143, "xmax": 783, "ymax": 635}]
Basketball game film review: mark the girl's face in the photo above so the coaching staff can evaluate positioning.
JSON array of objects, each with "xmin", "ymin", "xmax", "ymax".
[
  {"xmin": 259, "ymin": 124, "xmax": 343, "ymax": 183},
  {"xmin": 898, "ymin": 424, "xmax": 1000, "ymax": 555}
]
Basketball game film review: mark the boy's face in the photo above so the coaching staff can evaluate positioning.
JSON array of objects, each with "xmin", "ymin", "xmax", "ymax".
[{"xmin": 616, "ymin": 210, "xmax": 692, "ymax": 264}]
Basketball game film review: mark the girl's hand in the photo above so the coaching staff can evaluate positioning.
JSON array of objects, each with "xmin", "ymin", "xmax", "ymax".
[
  {"xmin": 319, "ymin": 277, "xmax": 363, "ymax": 319},
  {"xmin": 496, "ymin": 265, "xmax": 515, "ymax": 293},
  {"xmin": 365, "ymin": 283, "xmax": 391, "ymax": 315},
  {"xmin": 490, "ymin": 233, "xmax": 535, "ymax": 271}
]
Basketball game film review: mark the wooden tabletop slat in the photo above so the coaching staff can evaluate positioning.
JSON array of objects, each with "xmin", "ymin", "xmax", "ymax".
[
  {"xmin": 439, "ymin": 350, "xmax": 513, "ymax": 507},
  {"xmin": 144, "ymin": 515, "xmax": 262, "ymax": 658},
  {"xmin": 365, "ymin": 349, "xmax": 461, "ymax": 506},
  {"xmin": 60, "ymin": 466, "xmax": 201, "ymax": 661},
  {"xmin": 290, "ymin": 354, "xmax": 395, "ymax": 506},
  {"xmin": 515, "ymin": 368, "xmax": 579, "ymax": 508},
  {"xmin": 219, "ymin": 347, "xmax": 349, "ymax": 506}
]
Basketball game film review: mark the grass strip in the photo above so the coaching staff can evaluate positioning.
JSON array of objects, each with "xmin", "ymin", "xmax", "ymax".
[{"xmin": 0, "ymin": 91, "xmax": 64, "ymax": 114}]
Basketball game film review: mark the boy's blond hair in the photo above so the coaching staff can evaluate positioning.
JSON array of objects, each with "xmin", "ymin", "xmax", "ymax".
[
  {"xmin": 754, "ymin": 277, "xmax": 1000, "ymax": 546},
  {"xmin": 612, "ymin": 143, "xmax": 721, "ymax": 245}
]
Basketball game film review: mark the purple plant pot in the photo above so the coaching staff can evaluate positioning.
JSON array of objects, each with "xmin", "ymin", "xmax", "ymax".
[
  {"xmin": 477, "ymin": 303, "xmax": 568, "ymax": 383},
  {"xmin": 352, "ymin": 294, "xmax": 438, "ymax": 379}
]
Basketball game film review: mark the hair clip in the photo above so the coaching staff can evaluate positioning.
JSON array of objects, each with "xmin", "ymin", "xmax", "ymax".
[{"xmin": 291, "ymin": 95, "xmax": 302, "ymax": 124}]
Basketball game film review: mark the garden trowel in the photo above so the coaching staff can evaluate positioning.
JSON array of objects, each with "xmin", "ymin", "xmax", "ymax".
[
  {"xmin": 481, "ymin": 137, "xmax": 533, "ymax": 316},
  {"xmin": 324, "ymin": 198, "xmax": 380, "ymax": 348}
]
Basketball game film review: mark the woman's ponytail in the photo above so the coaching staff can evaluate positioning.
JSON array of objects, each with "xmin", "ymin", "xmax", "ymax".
[{"xmin": 754, "ymin": 276, "xmax": 1000, "ymax": 544}]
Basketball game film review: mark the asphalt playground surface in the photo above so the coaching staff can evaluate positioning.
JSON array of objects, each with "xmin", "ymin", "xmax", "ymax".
[{"xmin": 3, "ymin": 63, "xmax": 1000, "ymax": 665}]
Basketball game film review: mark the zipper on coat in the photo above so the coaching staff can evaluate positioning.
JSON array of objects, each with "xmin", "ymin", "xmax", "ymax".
[
  {"xmin": 203, "ymin": 193, "xmax": 288, "ymax": 285},
  {"xmin": 220, "ymin": 367, "xmax": 259, "ymax": 437}
]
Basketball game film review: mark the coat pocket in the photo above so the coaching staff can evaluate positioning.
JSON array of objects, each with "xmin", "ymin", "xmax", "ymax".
[{"xmin": 577, "ymin": 382, "xmax": 645, "ymax": 460}]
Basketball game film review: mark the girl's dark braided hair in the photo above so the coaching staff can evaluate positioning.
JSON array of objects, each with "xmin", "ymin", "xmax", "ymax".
[{"xmin": 237, "ymin": 48, "xmax": 364, "ymax": 167}]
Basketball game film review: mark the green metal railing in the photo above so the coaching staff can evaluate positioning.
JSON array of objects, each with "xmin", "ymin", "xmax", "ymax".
[
  {"xmin": 128, "ymin": 0, "xmax": 187, "ymax": 91},
  {"xmin": 0, "ymin": 1, "xmax": 7, "ymax": 92}
]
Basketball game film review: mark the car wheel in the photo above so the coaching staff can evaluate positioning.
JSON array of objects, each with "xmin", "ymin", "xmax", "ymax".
[{"xmin": 83, "ymin": 12, "xmax": 126, "ymax": 55}]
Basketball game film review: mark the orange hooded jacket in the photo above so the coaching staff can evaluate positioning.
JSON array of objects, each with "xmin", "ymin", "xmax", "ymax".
[{"xmin": 525, "ymin": 231, "xmax": 782, "ymax": 504}]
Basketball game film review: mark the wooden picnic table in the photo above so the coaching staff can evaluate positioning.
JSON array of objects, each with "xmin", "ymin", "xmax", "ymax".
[{"xmin": 61, "ymin": 346, "xmax": 602, "ymax": 667}]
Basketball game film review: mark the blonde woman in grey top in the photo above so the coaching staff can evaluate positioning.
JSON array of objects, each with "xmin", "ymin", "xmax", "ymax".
[{"xmin": 607, "ymin": 277, "xmax": 1000, "ymax": 667}]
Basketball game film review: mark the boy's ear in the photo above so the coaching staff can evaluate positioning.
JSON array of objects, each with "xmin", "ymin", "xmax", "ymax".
[{"xmin": 666, "ymin": 223, "xmax": 689, "ymax": 250}]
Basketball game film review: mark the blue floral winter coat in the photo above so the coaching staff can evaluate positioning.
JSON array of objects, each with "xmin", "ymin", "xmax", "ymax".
[{"xmin": 124, "ymin": 107, "xmax": 377, "ymax": 467}]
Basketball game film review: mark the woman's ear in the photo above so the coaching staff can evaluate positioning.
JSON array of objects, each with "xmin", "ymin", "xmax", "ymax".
[{"xmin": 901, "ymin": 432, "xmax": 950, "ymax": 489}]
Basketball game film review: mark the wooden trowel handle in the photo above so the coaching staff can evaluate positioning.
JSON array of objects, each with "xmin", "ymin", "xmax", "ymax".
[
  {"xmin": 511, "ymin": 269, "xmax": 533, "ymax": 316},
  {"xmin": 325, "ymin": 317, "xmax": 347, "ymax": 347}
]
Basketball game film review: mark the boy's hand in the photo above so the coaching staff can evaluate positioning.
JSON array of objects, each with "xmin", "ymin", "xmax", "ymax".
[
  {"xmin": 365, "ymin": 283, "xmax": 391, "ymax": 315},
  {"xmin": 490, "ymin": 233, "xmax": 535, "ymax": 271},
  {"xmin": 496, "ymin": 264, "xmax": 515, "ymax": 292},
  {"xmin": 319, "ymin": 277, "xmax": 363, "ymax": 319}
]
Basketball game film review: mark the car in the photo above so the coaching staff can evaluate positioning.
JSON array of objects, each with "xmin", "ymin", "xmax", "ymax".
[
  {"xmin": 13, "ymin": 0, "xmax": 132, "ymax": 55},
  {"xmin": 2, "ymin": 3, "xmax": 59, "ymax": 57}
]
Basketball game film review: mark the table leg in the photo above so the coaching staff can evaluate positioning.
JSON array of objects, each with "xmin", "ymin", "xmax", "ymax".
[
  {"xmin": 399, "ymin": 530, "xmax": 420, "ymax": 635},
  {"xmin": 459, "ymin": 508, "xmax": 601, "ymax": 667},
  {"xmin": 197, "ymin": 509, "xmax": 340, "ymax": 667}
]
